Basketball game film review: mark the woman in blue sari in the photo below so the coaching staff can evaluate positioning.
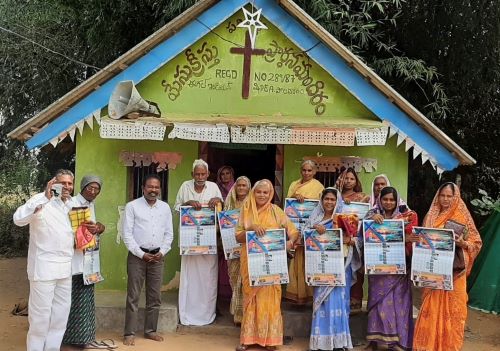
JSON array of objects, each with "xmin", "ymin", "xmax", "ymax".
[{"xmin": 308, "ymin": 188, "xmax": 362, "ymax": 350}]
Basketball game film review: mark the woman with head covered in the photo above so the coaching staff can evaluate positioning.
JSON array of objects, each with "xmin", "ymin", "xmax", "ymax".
[{"xmin": 235, "ymin": 180, "xmax": 299, "ymax": 351}]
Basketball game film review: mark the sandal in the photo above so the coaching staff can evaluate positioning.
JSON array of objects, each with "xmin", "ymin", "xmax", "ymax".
[
  {"xmin": 99, "ymin": 339, "xmax": 118, "ymax": 349},
  {"xmin": 82, "ymin": 341, "xmax": 109, "ymax": 349},
  {"xmin": 235, "ymin": 345, "xmax": 248, "ymax": 351}
]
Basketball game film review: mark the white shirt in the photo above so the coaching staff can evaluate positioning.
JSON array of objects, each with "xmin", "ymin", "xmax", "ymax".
[
  {"xmin": 174, "ymin": 180, "xmax": 222, "ymax": 212},
  {"xmin": 71, "ymin": 193, "xmax": 96, "ymax": 275},
  {"xmin": 122, "ymin": 196, "xmax": 174, "ymax": 259},
  {"xmin": 13, "ymin": 192, "xmax": 74, "ymax": 281}
]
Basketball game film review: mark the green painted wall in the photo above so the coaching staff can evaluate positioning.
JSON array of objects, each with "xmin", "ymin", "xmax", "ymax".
[
  {"xmin": 283, "ymin": 137, "xmax": 409, "ymax": 201},
  {"xmin": 75, "ymin": 126, "xmax": 198, "ymax": 291},
  {"xmin": 137, "ymin": 12, "xmax": 379, "ymax": 126},
  {"xmin": 72, "ymin": 9, "xmax": 410, "ymax": 292}
]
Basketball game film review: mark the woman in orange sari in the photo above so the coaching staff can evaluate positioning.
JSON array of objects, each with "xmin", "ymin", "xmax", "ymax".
[
  {"xmin": 335, "ymin": 167, "xmax": 369, "ymax": 203},
  {"xmin": 285, "ymin": 160, "xmax": 324, "ymax": 304},
  {"xmin": 413, "ymin": 182, "xmax": 482, "ymax": 351},
  {"xmin": 235, "ymin": 180, "xmax": 300, "ymax": 351}
]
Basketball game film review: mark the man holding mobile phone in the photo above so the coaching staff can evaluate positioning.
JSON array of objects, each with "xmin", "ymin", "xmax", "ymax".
[{"xmin": 13, "ymin": 169, "xmax": 75, "ymax": 351}]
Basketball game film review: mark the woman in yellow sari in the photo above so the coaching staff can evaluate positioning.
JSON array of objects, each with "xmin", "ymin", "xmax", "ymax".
[
  {"xmin": 224, "ymin": 176, "xmax": 252, "ymax": 325},
  {"xmin": 285, "ymin": 160, "xmax": 324, "ymax": 304},
  {"xmin": 235, "ymin": 180, "xmax": 300, "ymax": 351},
  {"xmin": 413, "ymin": 182, "xmax": 482, "ymax": 351}
]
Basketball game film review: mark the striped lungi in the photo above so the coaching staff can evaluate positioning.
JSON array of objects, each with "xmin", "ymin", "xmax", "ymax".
[
  {"xmin": 62, "ymin": 274, "xmax": 96, "ymax": 345},
  {"xmin": 228, "ymin": 258, "xmax": 243, "ymax": 323}
]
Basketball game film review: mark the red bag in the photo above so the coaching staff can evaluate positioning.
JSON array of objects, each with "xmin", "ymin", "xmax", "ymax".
[{"xmin": 75, "ymin": 225, "xmax": 96, "ymax": 250}]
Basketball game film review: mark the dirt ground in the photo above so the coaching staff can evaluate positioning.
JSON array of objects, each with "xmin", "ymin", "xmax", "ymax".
[{"xmin": 1, "ymin": 257, "xmax": 499, "ymax": 351}]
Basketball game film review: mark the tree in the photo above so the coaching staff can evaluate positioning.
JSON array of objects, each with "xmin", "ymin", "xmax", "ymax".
[{"xmin": 0, "ymin": 0, "xmax": 497, "ymax": 234}]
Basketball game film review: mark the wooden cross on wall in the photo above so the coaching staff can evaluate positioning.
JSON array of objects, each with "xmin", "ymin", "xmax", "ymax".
[{"xmin": 230, "ymin": 32, "xmax": 265, "ymax": 99}]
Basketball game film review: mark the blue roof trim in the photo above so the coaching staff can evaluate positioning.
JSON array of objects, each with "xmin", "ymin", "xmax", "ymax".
[
  {"xmin": 26, "ymin": 0, "xmax": 249, "ymax": 150},
  {"xmin": 26, "ymin": 0, "xmax": 459, "ymax": 169},
  {"xmin": 253, "ymin": 0, "xmax": 458, "ymax": 169}
]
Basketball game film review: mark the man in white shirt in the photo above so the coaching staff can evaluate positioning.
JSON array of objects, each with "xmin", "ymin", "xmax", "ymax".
[
  {"xmin": 62, "ymin": 175, "xmax": 106, "ymax": 350},
  {"xmin": 122, "ymin": 174, "xmax": 174, "ymax": 346},
  {"xmin": 175, "ymin": 159, "xmax": 223, "ymax": 326},
  {"xmin": 13, "ymin": 169, "xmax": 75, "ymax": 351}
]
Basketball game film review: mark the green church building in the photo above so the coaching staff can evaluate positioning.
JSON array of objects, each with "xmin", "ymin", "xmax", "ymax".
[{"xmin": 8, "ymin": 0, "xmax": 474, "ymax": 295}]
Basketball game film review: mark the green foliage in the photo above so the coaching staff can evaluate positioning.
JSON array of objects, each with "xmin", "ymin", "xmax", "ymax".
[
  {"xmin": 295, "ymin": 0, "xmax": 450, "ymax": 120},
  {"xmin": 0, "ymin": 205, "xmax": 29, "ymax": 257},
  {"xmin": 471, "ymin": 189, "xmax": 500, "ymax": 216},
  {"xmin": 0, "ymin": 0, "xmax": 498, "ymax": 234}
]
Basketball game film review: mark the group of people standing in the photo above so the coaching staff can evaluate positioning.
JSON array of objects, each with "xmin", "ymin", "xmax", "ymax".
[
  {"xmin": 212, "ymin": 160, "xmax": 481, "ymax": 351},
  {"xmin": 14, "ymin": 170, "xmax": 111, "ymax": 350},
  {"xmin": 14, "ymin": 159, "xmax": 482, "ymax": 351}
]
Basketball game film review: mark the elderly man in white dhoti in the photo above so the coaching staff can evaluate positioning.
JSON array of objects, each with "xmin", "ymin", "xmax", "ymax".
[
  {"xmin": 13, "ymin": 169, "xmax": 75, "ymax": 351},
  {"xmin": 175, "ymin": 159, "xmax": 223, "ymax": 325}
]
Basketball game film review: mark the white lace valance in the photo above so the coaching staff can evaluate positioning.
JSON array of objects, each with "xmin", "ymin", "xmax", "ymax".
[
  {"xmin": 230, "ymin": 126, "xmax": 292, "ymax": 144},
  {"xmin": 99, "ymin": 119, "xmax": 166, "ymax": 141},
  {"xmin": 290, "ymin": 128, "xmax": 355, "ymax": 146},
  {"xmin": 355, "ymin": 127, "xmax": 388, "ymax": 146},
  {"xmin": 168, "ymin": 123, "xmax": 230, "ymax": 143}
]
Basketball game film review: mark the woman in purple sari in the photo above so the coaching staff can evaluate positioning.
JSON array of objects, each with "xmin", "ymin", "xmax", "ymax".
[{"xmin": 363, "ymin": 186, "xmax": 418, "ymax": 351}]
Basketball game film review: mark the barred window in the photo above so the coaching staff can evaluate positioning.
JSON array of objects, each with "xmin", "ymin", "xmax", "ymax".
[
  {"xmin": 127, "ymin": 164, "xmax": 169, "ymax": 201},
  {"xmin": 315, "ymin": 169, "xmax": 344, "ymax": 188}
]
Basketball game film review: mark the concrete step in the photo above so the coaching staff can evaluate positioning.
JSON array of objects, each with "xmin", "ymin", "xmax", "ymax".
[
  {"xmin": 95, "ymin": 291, "xmax": 417, "ymax": 341},
  {"xmin": 95, "ymin": 290, "xmax": 178, "ymax": 333}
]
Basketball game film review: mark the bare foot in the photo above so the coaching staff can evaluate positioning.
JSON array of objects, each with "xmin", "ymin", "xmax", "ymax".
[
  {"xmin": 123, "ymin": 335, "xmax": 135, "ymax": 346},
  {"xmin": 144, "ymin": 332, "xmax": 164, "ymax": 342}
]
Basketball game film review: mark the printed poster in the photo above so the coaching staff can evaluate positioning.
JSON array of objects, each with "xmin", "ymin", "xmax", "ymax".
[
  {"xmin": 246, "ymin": 228, "xmax": 288, "ymax": 286},
  {"xmin": 304, "ymin": 228, "xmax": 345, "ymax": 286},
  {"xmin": 284, "ymin": 198, "xmax": 319, "ymax": 232},
  {"xmin": 341, "ymin": 202, "xmax": 370, "ymax": 220},
  {"xmin": 83, "ymin": 246, "xmax": 104, "ymax": 285},
  {"xmin": 411, "ymin": 227, "xmax": 455, "ymax": 291},
  {"xmin": 363, "ymin": 219, "xmax": 406, "ymax": 275},
  {"xmin": 217, "ymin": 209, "xmax": 241, "ymax": 260},
  {"xmin": 179, "ymin": 206, "xmax": 217, "ymax": 255}
]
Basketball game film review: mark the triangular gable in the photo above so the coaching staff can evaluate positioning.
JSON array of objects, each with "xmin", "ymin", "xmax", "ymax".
[
  {"xmin": 138, "ymin": 9, "xmax": 379, "ymax": 124},
  {"xmin": 10, "ymin": 0, "xmax": 474, "ymax": 171}
]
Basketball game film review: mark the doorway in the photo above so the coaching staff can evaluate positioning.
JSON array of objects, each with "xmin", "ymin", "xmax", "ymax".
[{"xmin": 205, "ymin": 142, "xmax": 277, "ymax": 186}]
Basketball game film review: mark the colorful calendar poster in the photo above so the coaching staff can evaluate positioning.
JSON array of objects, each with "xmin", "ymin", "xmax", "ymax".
[
  {"xmin": 363, "ymin": 219, "xmax": 406, "ymax": 275},
  {"xmin": 179, "ymin": 206, "xmax": 217, "ymax": 255},
  {"xmin": 411, "ymin": 227, "xmax": 455, "ymax": 291},
  {"xmin": 217, "ymin": 209, "xmax": 241, "ymax": 260},
  {"xmin": 246, "ymin": 229, "xmax": 288, "ymax": 286},
  {"xmin": 341, "ymin": 202, "xmax": 370, "ymax": 220},
  {"xmin": 284, "ymin": 198, "xmax": 319, "ymax": 232},
  {"xmin": 304, "ymin": 228, "xmax": 345, "ymax": 286}
]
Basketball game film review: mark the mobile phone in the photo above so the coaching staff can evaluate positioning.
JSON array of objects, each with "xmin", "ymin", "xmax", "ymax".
[{"xmin": 51, "ymin": 184, "xmax": 63, "ymax": 198}]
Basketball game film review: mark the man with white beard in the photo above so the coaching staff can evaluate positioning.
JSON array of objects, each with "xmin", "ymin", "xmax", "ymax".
[{"xmin": 175, "ymin": 159, "xmax": 223, "ymax": 326}]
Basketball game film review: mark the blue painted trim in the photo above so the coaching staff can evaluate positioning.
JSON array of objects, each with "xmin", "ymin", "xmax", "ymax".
[
  {"xmin": 26, "ymin": 0, "xmax": 460, "ymax": 170},
  {"xmin": 26, "ymin": 0, "xmax": 249, "ymax": 150},
  {"xmin": 253, "ymin": 0, "xmax": 458, "ymax": 170}
]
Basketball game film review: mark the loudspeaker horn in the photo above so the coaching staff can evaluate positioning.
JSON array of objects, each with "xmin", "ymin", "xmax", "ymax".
[{"xmin": 108, "ymin": 80, "xmax": 160, "ymax": 119}]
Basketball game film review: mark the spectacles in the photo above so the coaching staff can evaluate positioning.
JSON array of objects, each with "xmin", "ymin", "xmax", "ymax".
[{"xmin": 85, "ymin": 185, "xmax": 101, "ymax": 193}]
